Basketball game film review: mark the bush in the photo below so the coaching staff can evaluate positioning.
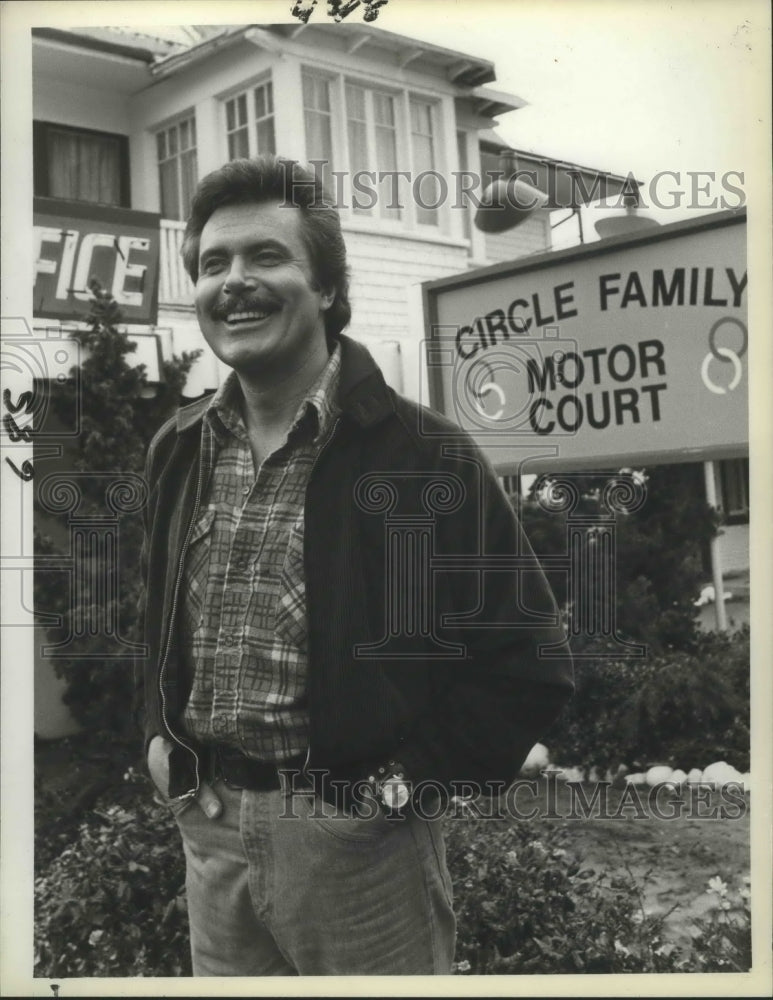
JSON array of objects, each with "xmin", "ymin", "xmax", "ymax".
[
  {"xmin": 34, "ymin": 773, "xmax": 191, "ymax": 978},
  {"xmin": 446, "ymin": 814, "xmax": 684, "ymax": 973},
  {"xmin": 518, "ymin": 464, "xmax": 719, "ymax": 654},
  {"xmin": 33, "ymin": 284, "xmax": 199, "ymax": 736},
  {"xmin": 35, "ymin": 774, "xmax": 750, "ymax": 977},
  {"xmin": 544, "ymin": 626, "xmax": 750, "ymax": 773},
  {"xmin": 688, "ymin": 876, "xmax": 752, "ymax": 972}
]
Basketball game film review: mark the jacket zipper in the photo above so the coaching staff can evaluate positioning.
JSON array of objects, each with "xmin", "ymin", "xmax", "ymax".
[
  {"xmin": 157, "ymin": 427, "xmax": 209, "ymax": 801},
  {"xmin": 301, "ymin": 415, "xmax": 342, "ymax": 777}
]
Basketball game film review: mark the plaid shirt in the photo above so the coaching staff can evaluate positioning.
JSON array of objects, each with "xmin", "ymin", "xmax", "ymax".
[{"xmin": 179, "ymin": 345, "xmax": 341, "ymax": 762}]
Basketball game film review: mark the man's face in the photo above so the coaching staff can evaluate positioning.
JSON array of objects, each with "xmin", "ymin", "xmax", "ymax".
[{"xmin": 194, "ymin": 200, "xmax": 333, "ymax": 378}]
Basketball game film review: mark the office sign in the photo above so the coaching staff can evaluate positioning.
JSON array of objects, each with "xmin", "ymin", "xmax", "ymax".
[
  {"xmin": 33, "ymin": 198, "xmax": 161, "ymax": 325},
  {"xmin": 423, "ymin": 210, "xmax": 747, "ymax": 471}
]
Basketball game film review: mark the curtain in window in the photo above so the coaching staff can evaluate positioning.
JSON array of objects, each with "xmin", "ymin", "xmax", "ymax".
[
  {"xmin": 373, "ymin": 93, "xmax": 399, "ymax": 220},
  {"xmin": 47, "ymin": 128, "xmax": 122, "ymax": 205},
  {"xmin": 159, "ymin": 159, "xmax": 180, "ymax": 221},
  {"xmin": 303, "ymin": 74, "xmax": 333, "ymax": 194},
  {"xmin": 410, "ymin": 101, "xmax": 438, "ymax": 226}
]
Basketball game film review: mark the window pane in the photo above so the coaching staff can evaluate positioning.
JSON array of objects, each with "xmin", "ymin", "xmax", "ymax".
[
  {"xmin": 266, "ymin": 81, "xmax": 273, "ymax": 115},
  {"xmin": 255, "ymin": 84, "xmax": 267, "ymax": 120},
  {"xmin": 257, "ymin": 118, "xmax": 276, "ymax": 155},
  {"xmin": 347, "ymin": 119, "xmax": 368, "ymax": 173},
  {"xmin": 302, "ymin": 73, "xmax": 315, "ymax": 108},
  {"xmin": 303, "ymin": 73, "xmax": 329, "ymax": 112},
  {"xmin": 304, "ymin": 108, "xmax": 333, "ymax": 194},
  {"xmin": 373, "ymin": 92, "xmax": 394, "ymax": 127},
  {"xmin": 226, "ymin": 99, "xmax": 235, "ymax": 132},
  {"xmin": 180, "ymin": 149, "xmax": 198, "ymax": 219},
  {"xmin": 179, "ymin": 119, "xmax": 190, "ymax": 150},
  {"xmin": 237, "ymin": 93, "xmax": 247, "ymax": 126},
  {"xmin": 305, "ymin": 110, "xmax": 332, "ymax": 163},
  {"xmin": 411, "ymin": 106, "xmax": 438, "ymax": 225},
  {"xmin": 228, "ymin": 128, "xmax": 249, "ymax": 161},
  {"xmin": 410, "ymin": 100, "xmax": 431, "ymax": 135},
  {"xmin": 375, "ymin": 124, "xmax": 400, "ymax": 220},
  {"xmin": 346, "ymin": 83, "xmax": 366, "ymax": 120},
  {"xmin": 159, "ymin": 158, "xmax": 180, "ymax": 219},
  {"xmin": 347, "ymin": 118, "xmax": 370, "ymax": 215},
  {"xmin": 48, "ymin": 128, "xmax": 121, "ymax": 205},
  {"xmin": 412, "ymin": 133, "xmax": 434, "ymax": 174},
  {"xmin": 168, "ymin": 126, "xmax": 178, "ymax": 156},
  {"xmin": 456, "ymin": 131, "xmax": 472, "ymax": 240},
  {"xmin": 157, "ymin": 131, "xmax": 166, "ymax": 160}
]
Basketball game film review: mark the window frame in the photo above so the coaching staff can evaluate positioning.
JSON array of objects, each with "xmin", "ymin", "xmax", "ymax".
[
  {"xmin": 344, "ymin": 80, "xmax": 403, "ymax": 224},
  {"xmin": 300, "ymin": 67, "xmax": 449, "ymax": 236},
  {"xmin": 155, "ymin": 113, "xmax": 198, "ymax": 222},
  {"xmin": 222, "ymin": 76, "xmax": 276, "ymax": 161},
  {"xmin": 407, "ymin": 94, "xmax": 443, "ymax": 231},
  {"xmin": 33, "ymin": 120, "xmax": 131, "ymax": 208},
  {"xmin": 719, "ymin": 457, "xmax": 750, "ymax": 525}
]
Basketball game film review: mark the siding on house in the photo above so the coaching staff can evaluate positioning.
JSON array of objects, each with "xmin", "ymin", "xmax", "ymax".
[
  {"xmin": 484, "ymin": 212, "xmax": 552, "ymax": 263},
  {"xmin": 718, "ymin": 523, "xmax": 750, "ymax": 575}
]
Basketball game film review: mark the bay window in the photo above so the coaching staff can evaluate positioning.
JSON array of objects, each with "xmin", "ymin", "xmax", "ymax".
[{"xmin": 301, "ymin": 68, "xmax": 446, "ymax": 232}]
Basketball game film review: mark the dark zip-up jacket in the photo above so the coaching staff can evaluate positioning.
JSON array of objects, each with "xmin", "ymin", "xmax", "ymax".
[{"xmin": 137, "ymin": 334, "xmax": 573, "ymax": 800}]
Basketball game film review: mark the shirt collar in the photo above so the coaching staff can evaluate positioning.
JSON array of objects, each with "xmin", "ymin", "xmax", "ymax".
[{"xmin": 204, "ymin": 342, "xmax": 342, "ymax": 446}]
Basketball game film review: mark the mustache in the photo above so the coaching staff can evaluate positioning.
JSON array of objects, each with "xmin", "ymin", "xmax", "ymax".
[{"xmin": 210, "ymin": 295, "xmax": 281, "ymax": 320}]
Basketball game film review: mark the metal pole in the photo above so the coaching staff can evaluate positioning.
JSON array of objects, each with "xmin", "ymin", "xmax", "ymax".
[{"xmin": 703, "ymin": 460, "xmax": 728, "ymax": 630}]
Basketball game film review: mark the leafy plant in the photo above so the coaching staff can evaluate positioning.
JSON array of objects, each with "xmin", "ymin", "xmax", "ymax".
[
  {"xmin": 543, "ymin": 626, "xmax": 750, "ymax": 773},
  {"xmin": 518, "ymin": 464, "xmax": 720, "ymax": 654},
  {"xmin": 34, "ymin": 281, "xmax": 200, "ymax": 735},
  {"xmin": 34, "ymin": 770, "xmax": 191, "ymax": 978},
  {"xmin": 688, "ymin": 876, "xmax": 752, "ymax": 972},
  {"xmin": 446, "ymin": 814, "xmax": 685, "ymax": 973}
]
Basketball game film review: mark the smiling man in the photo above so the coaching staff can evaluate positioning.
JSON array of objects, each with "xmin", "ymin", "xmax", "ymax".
[{"xmin": 137, "ymin": 156, "xmax": 573, "ymax": 976}]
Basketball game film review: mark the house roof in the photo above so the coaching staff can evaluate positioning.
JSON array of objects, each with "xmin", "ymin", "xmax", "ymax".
[
  {"xmin": 31, "ymin": 24, "xmax": 524, "ymax": 112},
  {"xmin": 31, "ymin": 26, "xmax": 177, "ymax": 62},
  {"xmin": 143, "ymin": 22, "xmax": 498, "ymax": 88}
]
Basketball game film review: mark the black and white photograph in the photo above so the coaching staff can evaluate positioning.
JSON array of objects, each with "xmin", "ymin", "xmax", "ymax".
[{"xmin": 1, "ymin": 0, "xmax": 771, "ymax": 995}]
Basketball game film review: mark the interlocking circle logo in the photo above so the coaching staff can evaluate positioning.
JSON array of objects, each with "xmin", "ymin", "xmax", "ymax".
[
  {"xmin": 701, "ymin": 317, "xmax": 747, "ymax": 395},
  {"xmin": 468, "ymin": 359, "xmax": 506, "ymax": 420}
]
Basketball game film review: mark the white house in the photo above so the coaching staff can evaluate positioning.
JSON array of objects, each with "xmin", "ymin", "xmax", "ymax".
[{"xmin": 31, "ymin": 22, "xmax": 637, "ymax": 399}]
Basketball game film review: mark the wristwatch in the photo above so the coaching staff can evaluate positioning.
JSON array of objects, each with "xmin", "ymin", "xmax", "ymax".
[{"xmin": 368, "ymin": 761, "xmax": 411, "ymax": 813}]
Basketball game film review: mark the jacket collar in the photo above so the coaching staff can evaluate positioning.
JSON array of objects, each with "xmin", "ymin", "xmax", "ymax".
[{"xmin": 175, "ymin": 333, "xmax": 395, "ymax": 434}]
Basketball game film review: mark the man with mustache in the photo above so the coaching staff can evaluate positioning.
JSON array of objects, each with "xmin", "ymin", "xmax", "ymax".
[{"xmin": 138, "ymin": 155, "xmax": 573, "ymax": 976}]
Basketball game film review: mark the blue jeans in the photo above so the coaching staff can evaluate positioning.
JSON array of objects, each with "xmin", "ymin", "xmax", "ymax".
[{"xmin": 163, "ymin": 775, "xmax": 456, "ymax": 975}]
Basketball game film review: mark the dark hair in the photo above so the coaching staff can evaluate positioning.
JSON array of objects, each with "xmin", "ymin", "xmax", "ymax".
[{"xmin": 181, "ymin": 156, "xmax": 351, "ymax": 337}]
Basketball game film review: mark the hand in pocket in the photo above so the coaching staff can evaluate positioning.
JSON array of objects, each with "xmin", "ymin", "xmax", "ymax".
[{"xmin": 147, "ymin": 735, "xmax": 223, "ymax": 820}]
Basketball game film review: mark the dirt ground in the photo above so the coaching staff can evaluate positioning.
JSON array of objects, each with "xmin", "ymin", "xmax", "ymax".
[{"xmin": 536, "ymin": 779, "xmax": 750, "ymax": 945}]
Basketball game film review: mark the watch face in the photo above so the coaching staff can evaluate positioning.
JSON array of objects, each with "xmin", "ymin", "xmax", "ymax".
[{"xmin": 382, "ymin": 779, "xmax": 410, "ymax": 810}]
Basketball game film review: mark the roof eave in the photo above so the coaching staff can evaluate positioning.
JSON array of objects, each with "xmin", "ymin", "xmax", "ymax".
[{"xmin": 31, "ymin": 26, "xmax": 158, "ymax": 64}]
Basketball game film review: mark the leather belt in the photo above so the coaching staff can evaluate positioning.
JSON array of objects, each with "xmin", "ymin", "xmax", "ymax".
[{"xmin": 202, "ymin": 744, "xmax": 306, "ymax": 791}]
